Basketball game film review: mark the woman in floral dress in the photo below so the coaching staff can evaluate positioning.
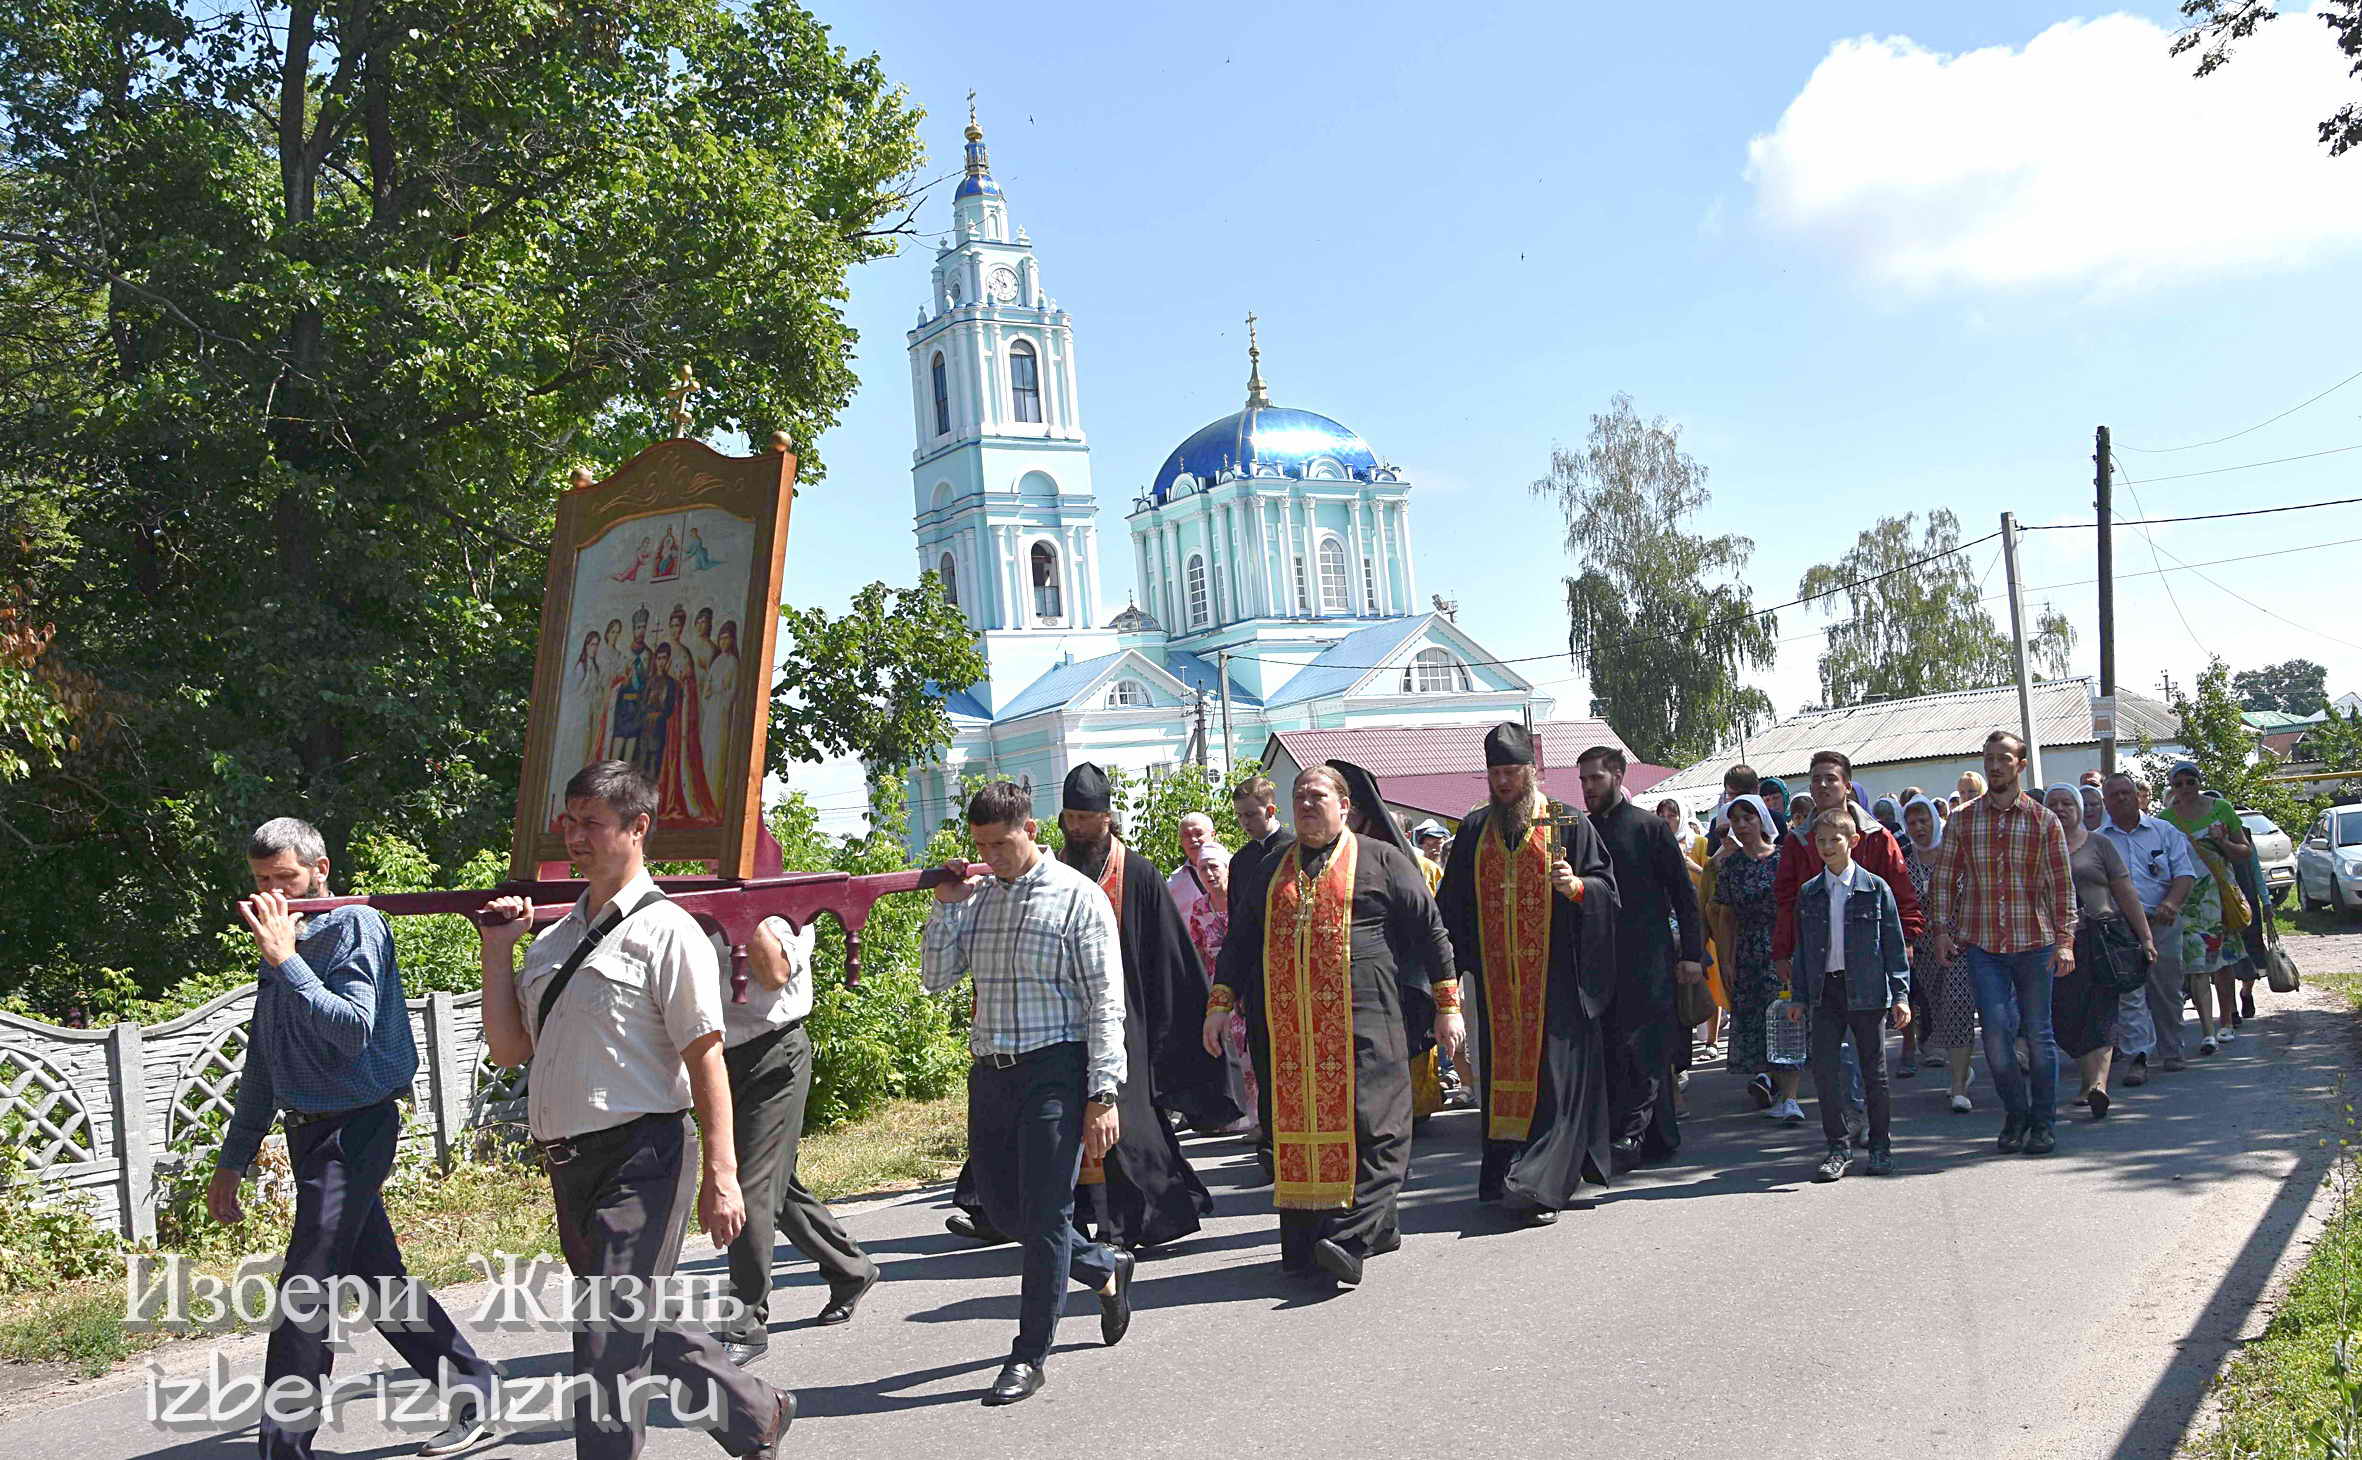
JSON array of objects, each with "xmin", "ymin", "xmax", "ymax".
[
  {"xmin": 1902, "ymin": 795, "xmax": 1978, "ymax": 1113},
  {"xmin": 1712, "ymin": 795, "xmax": 1800, "ymax": 1118}
]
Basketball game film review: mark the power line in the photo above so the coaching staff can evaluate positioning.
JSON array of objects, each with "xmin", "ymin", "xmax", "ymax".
[
  {"xmin": 2107, "ymin": 441, "xmax": 2362, "ymax": 486},
  {"xmin": 2024, "ymin": 531, "xmax": 2362, "ymax": 594},
  {"xmin": 2120, "ymin": 478, "xmax": 2210, "ymax": 660},
  {"xmin": 2115, "ymin": 364, "xmax": 2362, "ymax": 453},
  {"xmin": 2107, "ymin": 529, "xmax": 2362, "ymax": 655}
]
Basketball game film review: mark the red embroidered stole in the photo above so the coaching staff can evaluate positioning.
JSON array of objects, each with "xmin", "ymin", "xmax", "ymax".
[
  {"xmin": 1262, "ymin": 831, "xmax": 1360, "ymax": 1211},
  {"xmin": 1078, "ymin": 845, "xmax": 1127, "ymax": 1188},
  {"xmin": 1477, "ymin": 819, "xmax": 1553, "ymax": 1142}
]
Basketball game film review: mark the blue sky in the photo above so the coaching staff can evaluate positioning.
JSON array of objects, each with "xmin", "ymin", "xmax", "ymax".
[{"xmin": 773, "ymin": 2, "xmax": 2362, "ymax": 821}]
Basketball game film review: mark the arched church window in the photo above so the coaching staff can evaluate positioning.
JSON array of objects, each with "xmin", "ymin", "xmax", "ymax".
[
  {"xmin": 938, "ymin": 552, "xmax": 958, "ymax": 607},
  {"xmin": 1363, "ymin": 556, "xmax": 1379, "ymax": 612},
  {"xmin": 1031, "ymin": 541, "xmax": 1063, "ymax": 624},
  {"xmin": 1402, "ymin": 648, "xmax": 1473, "ymax": 694},
  {"xmin": 1185, "ymin": 554, "xmax": 1210, "ymax": 628},
  {"xmin": 1009, "ymin": 340, "xmax": 1042, "ymax": 423},
  {"xmin": 1317, "ymin": 535, "xmax": 1349, "ymax": 614},
  {"xmin": 931, "ymin": 353, "xmax": 949, "ymax": 437},
  {"xmin": 1105, "ymin": 679, "xmax": 1150, "ymax": 709}
]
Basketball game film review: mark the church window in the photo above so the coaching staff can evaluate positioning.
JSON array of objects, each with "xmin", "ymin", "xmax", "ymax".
[
  {"xmin": 1317, "ymin": 535, "xmax": 1349, "ymax": 614},
  {"xmin": 1402, "ymin": 648, "xmax": 1473, "ymax": 694},
  {"xmin": 1010, "ymin": 340, "xmax": 1043, "ymax": 423},
  {"xmin": 938, "ymin": 552, "xmax": 958, "ymax": 607},
  {"xmin": 931, "ymin": 353, "xmax": 949, "ymax": 436},
  {"xmin": 1031, "ymin": 541, "xmax": 1063, "ymax": 624},
  {"xmin": 1186, "ymin": 554, "xmax": 1210, "ymax": 628},
  {"xmin": 1363, "ymin": 556, "xmax": 1378, "ymax": 612},
  {"xmin": 1106, "ymin": 679, "xmax": 1150, "ymax": 709},
  {"xmin": 1291, "ymin": 555, "xmax": 1310, "ymax": 615}
]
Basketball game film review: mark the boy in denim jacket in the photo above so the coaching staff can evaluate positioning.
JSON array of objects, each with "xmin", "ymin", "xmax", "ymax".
[{"xmin": 1785, "ymin": 802, "xmax": 1911, "ymax": 1180}]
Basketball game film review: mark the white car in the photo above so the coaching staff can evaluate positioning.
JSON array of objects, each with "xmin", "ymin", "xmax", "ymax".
[
  {"xmin": 2295, "ymin": 804, "xmax": 2362, "ymax": 915},
  {"xmin": 2238, "ymin": 809, "xmax": 2296, "ymax": 907}
]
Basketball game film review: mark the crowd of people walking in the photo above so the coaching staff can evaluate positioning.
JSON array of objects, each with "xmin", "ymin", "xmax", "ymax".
[{"xmin": 203, "ymin": 725, "xmax": 2288, "ymax": 1452}]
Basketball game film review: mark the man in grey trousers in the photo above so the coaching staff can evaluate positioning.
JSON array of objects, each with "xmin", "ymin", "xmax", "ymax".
[
  {"xmin": 2096, "ymin": 772, "xmax": 2199, "ymax": 1083},
  {"xmin": 718, "ymin": 915, "xmax": 881, "ymax": 1366}
]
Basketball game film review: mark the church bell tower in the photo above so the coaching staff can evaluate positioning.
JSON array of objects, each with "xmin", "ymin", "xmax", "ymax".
[{"xmin": 908, "ymin": 104, "xmax": 1107, "ymax": 708}]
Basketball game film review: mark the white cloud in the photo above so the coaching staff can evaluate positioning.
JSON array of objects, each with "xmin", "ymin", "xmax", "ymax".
[{"xmin": 1745, "ymin": 11, "xmax": 2362, "ymax": 291}]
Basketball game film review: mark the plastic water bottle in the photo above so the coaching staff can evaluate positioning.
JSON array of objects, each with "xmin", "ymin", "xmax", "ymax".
[{"xmin": 1768, "ymin": 991, "xmax": 1809, "ymax": 1066}]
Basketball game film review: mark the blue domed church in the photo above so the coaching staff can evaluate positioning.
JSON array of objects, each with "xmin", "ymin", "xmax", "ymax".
[{"xmin": 902, "ymin": 113, "xmax": 1552, "ymax": 832}]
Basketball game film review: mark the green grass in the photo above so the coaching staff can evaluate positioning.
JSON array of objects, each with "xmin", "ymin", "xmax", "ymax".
[
  {"xmin": 2193, "ymin": 967, "xmax": 2362, "ymax": 1458},
  {"xmin": 0, "ymin": 1100, "xmax": 970, "ymax": 1379}
]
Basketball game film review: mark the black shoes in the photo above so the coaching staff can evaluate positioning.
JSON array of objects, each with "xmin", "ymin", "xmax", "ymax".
[
  {"xmin": 1814, "ymin": 1143, "xmax": 1852, "ymax": 1182},
  {"xmin": 945, "ymin": 1211, "xmax": 1012, "ymax": 1245},
  {"xmin": 1609, "ymin": 1138, "xmax": 1643, "ymax": 1173},
  {"xmin": 1311, "ymin": 1237, "xmax": 1364, "ymax": 1286},
  {"xmin": 1098, "ymin": 1249, "xmax": 1135, "ymax": 1345},
  {"xmin": 2023, "ymin": 1123, "xmax": 2056, "ymax": 1156},
  {"xmin": 416, "ymin": 1412, "xmax": 494, "ymax": 1458},
  {"xmin": 745, "ymin": 1388, "xmax": 797, "ymax": 1459},
  {"xmin": 2088, "ymin": 1088, "xmax": 2111, "ymax": 1120},
  {"xmin": 2125, "ymin": 1054, "xmax": 2149, "ymax": 1087},
  {"xmin": 1865, "ymin": 1145, "xmax": 1894, "ymax": 1177},
  {"xmin": 1997, "ymin": 1116, "xmax": 2028, "ymax": 1154},
  {"xmin": 721, "ymin": 1337, "xmax": 765, "ymax": 1368},
  {"xmin": 984, "ymin": 1361, "xmax": 1045, "ymax": 1407},
  {"xmin": 1748, "ymin": 1073, "xmax": 1775, "ymax": 1109},
  {"xmin": 816, "ymin": 1267, "xmax": 878, "ymax": 1327},
  {"xmin": 1505, "ymin": 1199, "xmax": 1559, "ymax": 1226},
  {"xmin": 2241, "ymin": 986, "xmax": 2257, "ymax": 1020}
]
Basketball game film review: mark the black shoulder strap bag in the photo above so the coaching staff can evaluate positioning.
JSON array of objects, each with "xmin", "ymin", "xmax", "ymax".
[{"xmin": 536, "ymin": 888, "xmax": 670, "ymax": 1038}]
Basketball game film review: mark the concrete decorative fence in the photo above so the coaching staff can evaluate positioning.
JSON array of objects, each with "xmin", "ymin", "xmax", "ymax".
[{"xmin": 0, "ymin": 987, "xmax": 524, "ymax": 1242}]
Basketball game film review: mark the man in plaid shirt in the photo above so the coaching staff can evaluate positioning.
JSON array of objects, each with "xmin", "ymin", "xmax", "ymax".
[
  {"xmin": 1927, "ymin": 730, "xmax": 2077, "ymax": 1155},
  {"xmin": 921, "ymin": 780, "xmax": 1135, "ymax": 1408}
]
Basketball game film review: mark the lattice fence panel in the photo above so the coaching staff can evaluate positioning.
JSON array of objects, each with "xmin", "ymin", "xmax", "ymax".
[
  {"xmin": 171, "ymin": 1023, "xmax": 248, "ymax": 1145},
  {"xmin": 0, "ymin": 1044, "xmax": 98, "ymax": 1169}
]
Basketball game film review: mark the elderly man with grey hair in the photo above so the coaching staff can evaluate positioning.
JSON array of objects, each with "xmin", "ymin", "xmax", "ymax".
[{"xmin": 209, "ymin": 818, "xmax": 500, "ymax": 1459}]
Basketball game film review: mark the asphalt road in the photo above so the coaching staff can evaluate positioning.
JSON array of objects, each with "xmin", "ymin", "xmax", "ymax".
[{"xmin": 11, "ymin": 981, "xmax": 2352, "ymax": 1460}]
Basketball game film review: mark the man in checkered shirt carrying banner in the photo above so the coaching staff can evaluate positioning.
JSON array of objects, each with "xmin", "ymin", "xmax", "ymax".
[{"xmin": 920, "ymin": 780, "xmax": 1136, "ymax": 1408}]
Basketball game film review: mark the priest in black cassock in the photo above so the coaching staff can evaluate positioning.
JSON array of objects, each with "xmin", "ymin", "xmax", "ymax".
[
  {"xmin": 1436, "ymin": 723, "xmax": 1619, "ymax": 1223},
  {"xmin": 944, "ymin": 764, "xmax": 1219, "ymax": 1251},
  {"xmin": 1580, "ymin": 744, "xmax": 1706, "ymax": 1170},
  {"xmin": 1205, "ymin": 762, "xmax": 1462, "ymax": 1288},
  {"xmin": 1330, "ymin": 759, "xmax": 1449, "ymax": 1127}
]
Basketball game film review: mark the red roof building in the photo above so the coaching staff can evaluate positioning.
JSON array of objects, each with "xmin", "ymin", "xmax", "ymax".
[{"xmin": 1259, "ymin": 721, "xmax": 1673, "ymax": 828}]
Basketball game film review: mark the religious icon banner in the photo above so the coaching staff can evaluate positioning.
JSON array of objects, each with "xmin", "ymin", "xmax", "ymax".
[{"xmin": 512, "ymin": 439, "xmax": 795, "ymax": 879}]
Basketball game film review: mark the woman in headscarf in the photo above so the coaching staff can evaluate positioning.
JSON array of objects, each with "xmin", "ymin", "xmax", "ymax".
[
  {"xmin": 1668, "ymin": 797, "xmax": 1726, "ymax": 1058},
  {"xmin": 1710, "ymin": 795, "xmax": 1801, "ymax": 1117},
  {"xmin": 2044, "ymin": 784, "xmax": 2158, "ymax": 1119},
  {"xmin": 1900, "ymin": 794, "xmax": 1978, "ymax": 1112},
  {"xmin": 1866, "ymin": 795, "xmax": 1919, "ymax": 1073},
  {"xmin": 1871, "ymin": 796, "xmax": 1904, "ymax": 837},
  {"xmin": 1757, "ymin": 777, "xmax": 1792, "ymax": 834}
]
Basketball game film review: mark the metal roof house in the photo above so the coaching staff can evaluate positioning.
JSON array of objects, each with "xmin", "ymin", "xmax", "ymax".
[
  {"xmin": 1260, "ymin": 721, "xmax": 1674, "ymax": 829},
  {"xmin": 1648, "ymin": 677, "xmax": 2184, "ymax": 811}
]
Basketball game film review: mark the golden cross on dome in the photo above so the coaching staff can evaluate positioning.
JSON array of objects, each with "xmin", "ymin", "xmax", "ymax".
[
  {"xmin": 1244, "ymin": 311, "xmax": 1271, "ymax": 409},
  {"xmin": 663, "ymin": 363, "xmax": 699, "ymax": 438}
]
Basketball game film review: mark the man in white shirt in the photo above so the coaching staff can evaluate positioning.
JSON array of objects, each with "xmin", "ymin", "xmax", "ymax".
[
  {"xmin": 715, "ymin": 916, "xmax": 879, "ymax": 1367},
  {"xmin": 478, "ymin": 761, "xmax": 792, "ymax": 1460},
  {"xmin": 2096, "ymin": 771, "xmax": 2200, "ymax": 1080}
]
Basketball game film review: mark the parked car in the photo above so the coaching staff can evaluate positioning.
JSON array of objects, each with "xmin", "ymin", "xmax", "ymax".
[
  {"xmin": 2295, "ymin": 804, "xmax": 2362, "ymax": 915},
  {"xmin": 2238, "ymin": 809, "xmax": 2296, "ymax": 907}
]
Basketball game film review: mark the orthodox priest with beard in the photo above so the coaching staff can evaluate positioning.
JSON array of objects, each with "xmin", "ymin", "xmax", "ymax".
[
  {"xmin": 1436, "ymin": 723, "xmax": 1619, "ymax": 1223},
  {"xmin": 1204, "ymin": 763, "xmax": 1462, "ymax": 1287},
  {"xmin": 943, "ymin": 764, "xmax": 1219, "ymax": 1251}
]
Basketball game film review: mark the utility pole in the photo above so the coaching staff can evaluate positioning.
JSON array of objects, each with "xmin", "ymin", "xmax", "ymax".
[
  {"xmin": 1191, "ymin": 690, "xmax": 1210, "ymax": 769},
  {"xmin": 1217, "ymin": 649, "xmax": 1235, "ymax": 778},
  {"xmin": 2096, "ymin": 425, "xmax": 2117, "ymax": 775},
  {"xmin": 2001, "ymin": 510, "xmax": 2045, "ymax": 787}
]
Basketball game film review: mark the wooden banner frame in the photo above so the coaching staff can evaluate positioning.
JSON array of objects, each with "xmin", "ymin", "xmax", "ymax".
[{"xmin": 510, "ymin": 438, "xmax": 795, "ymax": 880}]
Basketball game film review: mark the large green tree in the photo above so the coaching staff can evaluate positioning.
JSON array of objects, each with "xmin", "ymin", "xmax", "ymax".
[
  {"xmin": 1798, "ymin": 510, "xmax": 2076, "ymax": 709},
  {"xmin": 0, "ymin": 0, "xmax": 938, "ymax": 992},
  {"xmin": 1530, "ymin": 393, "xmax": 1776, "ymax": 766},
  {"xmin": 2175, "ymin": 2, "xmax": 2362, "ymax": 157},
  {"xmin": 2231, "ymin": 658, "xmax": 2330, "ymax": 715}
]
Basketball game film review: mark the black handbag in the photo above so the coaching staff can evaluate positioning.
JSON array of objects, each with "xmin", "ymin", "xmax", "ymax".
[{"xmin": 2081, "ymin": 915, "xmax": 2152, "ymax": 995}]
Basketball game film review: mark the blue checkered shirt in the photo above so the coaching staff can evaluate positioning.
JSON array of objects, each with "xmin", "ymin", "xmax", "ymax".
[
  {"xmin": 217, "ymin": 906, "xmax": 419, "ymax": 1171},
  {"xmin": 920, "ymin": 852, "xmax": 1126, "ymax": 1094}
]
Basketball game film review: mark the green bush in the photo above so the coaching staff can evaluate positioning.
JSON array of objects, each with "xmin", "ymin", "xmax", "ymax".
[{"xmin": 0, "ymin": 1115, "xmax": 120, "ymax": 1295}]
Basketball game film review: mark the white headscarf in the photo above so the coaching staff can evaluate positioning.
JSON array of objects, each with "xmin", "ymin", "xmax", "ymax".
[
  {"xmin": 1902, "ymin": 794, "xmax": 1947, "ymax": 850},
  {"xmin": 1724, "ymin": 794, "xmax": 1776, "ymax": 845},
  {"xmin": 2043, "ymin": 782, "xmax": 2085, "ymax": 831}
]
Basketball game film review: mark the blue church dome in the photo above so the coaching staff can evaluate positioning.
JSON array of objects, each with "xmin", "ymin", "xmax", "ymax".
[{"xmin": 1150, "ymin": 405, "xmax": 1379, "ymax": 503}]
